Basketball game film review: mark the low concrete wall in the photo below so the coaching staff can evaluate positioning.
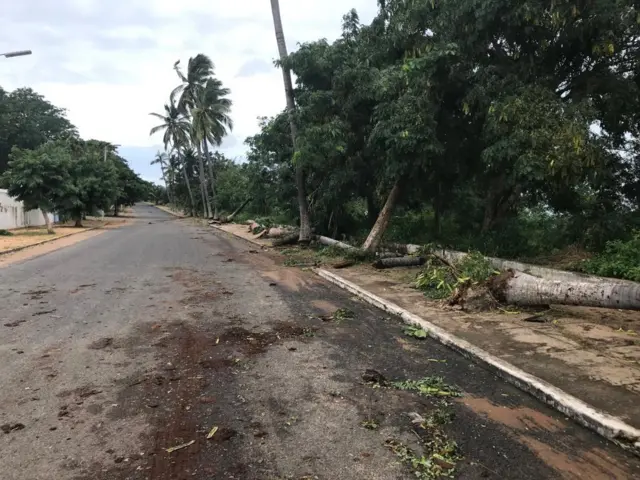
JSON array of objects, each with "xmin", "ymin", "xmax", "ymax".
[{"xmin": 0, "ymin": 189, "xmax": 55, "ymax": 229}]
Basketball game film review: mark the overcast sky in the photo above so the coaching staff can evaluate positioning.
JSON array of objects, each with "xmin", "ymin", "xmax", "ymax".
[{"xmin": 1, "ymin": 0, "xmax": 376, "ymax": 183}]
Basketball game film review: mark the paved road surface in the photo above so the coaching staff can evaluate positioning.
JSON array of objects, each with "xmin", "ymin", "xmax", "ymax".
[{"xmin": 0, "ymin": 204, "xmax": 638, "ymax": 480}]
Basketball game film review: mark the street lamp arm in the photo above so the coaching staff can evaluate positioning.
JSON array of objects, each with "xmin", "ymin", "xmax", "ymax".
[{"xmin": 1, "ymin": 50, "xmax": 32, "ymax": 58}]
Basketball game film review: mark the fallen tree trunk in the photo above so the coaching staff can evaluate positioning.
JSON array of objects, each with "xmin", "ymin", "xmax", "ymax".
[
  {"xmin": 315, "ymin": 235, "xmax": 357, "ymax": 250},
  {"xmin": 272, "ymin": 232, "xmax": 299, "ymax": 247},
  {"xmin": 373, "ymin": 256, "xmax": 426, "ymax": 269},
  {"xmin": 265, "ymin": 227, "xmax": 297, "ymax": 238},
  {"xmin": 393, "ymin": 243, "xmax": 636, "ymax": 286},
  {"xmin": 489, "ymin": 270, "xmax": 640, "ymax": 310},
  {"xmin": 223, "ymin": 198, "xmax": 252, "ymax": 223}
]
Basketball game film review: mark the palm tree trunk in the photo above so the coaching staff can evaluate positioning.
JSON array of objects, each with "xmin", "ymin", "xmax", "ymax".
[
  {"xmin": 362, "ymin": 180, "xmax": 401, "ymax": 252},
  {"xmin": 159, "ymin": 163, "xmax": 172, "ymax": 205},
  {"xmin": 203, "ymin": 140, "xmax": 218, "ymax": 219},
  {"xmin": 180, "ymin": 159, "xmax": 196, "ymax": 216},
  {"xmin": 492, "ymin": 270, "xmax": 640, "ymax": 310},
  {"xmin": 225, "ymin": 198, "xmax": 252, "ymax": 222},
  {"xmin": 195, "ymin": 144, "xmax": 212, "ymax": 218},
  {"xmin": 270, "ymin": 0, "xmax": 312, "ymax": 243}
]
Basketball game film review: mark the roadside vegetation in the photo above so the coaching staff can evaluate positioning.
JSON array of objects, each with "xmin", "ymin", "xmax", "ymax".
[
  {"xmin": 152, "ymin": 1, "xmax": 640, "ymax": 285},
  {"xmin": 0, "ymin": 87, "xmax": 150, "ymax": 231}
]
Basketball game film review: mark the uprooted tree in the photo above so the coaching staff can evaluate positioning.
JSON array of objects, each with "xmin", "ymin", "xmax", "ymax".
[{"xmin": 414, "ymin": 252, "xmax": 640, "ymax": 311}]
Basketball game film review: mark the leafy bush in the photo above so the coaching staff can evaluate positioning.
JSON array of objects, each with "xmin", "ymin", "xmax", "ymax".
[
  {"xmin": 578, "ymin": 231, "xmax": 640, "ymax": 281},
  {"xmin": 415, "ymin": 252, "xmax": 496, "ymax": 299},
  {"xmin": 0, "ymin": 229, "xmax": 13, "ymax": 236}
]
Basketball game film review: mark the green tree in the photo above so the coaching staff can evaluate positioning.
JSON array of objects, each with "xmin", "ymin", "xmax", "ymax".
[
  {"xmin": 149, "ymin": 100, "xmax": 195, "ymax": 215},
  {"xmin": 0, "ymin": 87, "xmax": 77, "ymax": 175},
  {"xmin": 2, "ymin": 142, "xmax": 73, "ymax": 233}
]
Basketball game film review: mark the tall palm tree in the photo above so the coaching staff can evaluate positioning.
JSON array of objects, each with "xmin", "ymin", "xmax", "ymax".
[
  {"xmin": 172, "ymin": 56, "xmax": 214, "ymax": 112},
  {"xmin": 174, "ymin": 54, "xmax": 233, "ymax": 218},
  {"xmin": 149, "ymin": 101, "xmax": 196, "ymax": 216},
  {"xmin": 270, "ymin": 0, "xmax": 312, "ymax": 242},
  {"xmin": 150, "ymin": 151, "xmax": 172, "ymax": 204},
  {"xmin": 189, "ymin": 106, "xmax": 214, "ymax": 218},
  {"xmin": 192, "ymin": 78, "xmax": 234, "ymax": 218}
]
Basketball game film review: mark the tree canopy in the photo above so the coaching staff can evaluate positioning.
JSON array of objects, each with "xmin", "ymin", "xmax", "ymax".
[
  {"xmin": 230, "ymin": 0, "xmax": 639, "ymax": 261},
  {"xmin": 1, "ymin": 85, "xmax": 150, "ymax": 225}
]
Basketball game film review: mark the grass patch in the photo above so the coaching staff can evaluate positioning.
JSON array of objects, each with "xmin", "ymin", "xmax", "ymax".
[
  {"xmin": 0, "ymin": 229, "xmax": 13, "ymax": 236},
  {"xmin": 392, "ymin": 377, "xmax": 462, "ymax": 398}
]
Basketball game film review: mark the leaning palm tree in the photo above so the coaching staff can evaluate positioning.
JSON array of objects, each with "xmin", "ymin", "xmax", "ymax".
[
  {"xmin": 189, "ymin": 103, "xmax": 214, "ymax": 218},
  {"xmin": 173, "ymin": 55, "xmax": 215, "ymax": 217},
  {"xmin": 172, "ymin": 55, "xmax": 214, "ymax": 113},
  {"xmin": 149, "ymin": 101, "xmax": 196, "ymax": 216},
  {"xmin": 192, "ymin": 78, "xmax": 234, "ymax": 218},
  {"xmin": 270, "ymin": 0, "xmax": 312, "ymax": 242}
]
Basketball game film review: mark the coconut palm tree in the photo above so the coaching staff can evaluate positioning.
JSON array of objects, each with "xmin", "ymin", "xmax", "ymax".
[
  {"xmin": 174, "ymin": 54, "xmax": 233, "ymax": 219},
  {"xmin": 192, "ymin": 78, "xmax": 234, "ymax": 218},
  {"xmin": 149, "ymin": 101, "xmax": 196, "ymax": 215},
  {"xmin": 150, "ymin": 151, "xmax": 173, "ymax": 204},
  {"xmin": 269, "ymin": 0, "xmax": 312, "ymax": 242},
  {"xmin": 172, "ymin": 55, "xmax": 214, "ymax": 113}
]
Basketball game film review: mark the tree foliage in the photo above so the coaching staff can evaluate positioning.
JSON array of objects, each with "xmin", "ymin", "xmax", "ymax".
[{"xmin": 234, "ymin": 0, "xmax": 639, "ymax": 265}]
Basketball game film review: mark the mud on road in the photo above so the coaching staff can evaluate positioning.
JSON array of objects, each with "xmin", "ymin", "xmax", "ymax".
[{"xmin": 2, "ymin": 208, "xmax": 639, "ymax": 480}]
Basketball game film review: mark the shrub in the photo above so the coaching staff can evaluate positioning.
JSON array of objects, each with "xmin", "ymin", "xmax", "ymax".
[{"xmin": 578, "ymin": 231, "xmax": 640, "ymax": 281}]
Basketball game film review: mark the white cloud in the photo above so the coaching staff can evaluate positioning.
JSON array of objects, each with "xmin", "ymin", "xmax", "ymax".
[{"xmin": 1, "ymin": 0, "xmax": 376, "ymax": 178}]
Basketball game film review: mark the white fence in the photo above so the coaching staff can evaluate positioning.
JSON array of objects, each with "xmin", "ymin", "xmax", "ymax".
[{"xmin": 0, "ymin": 189, "xmax": 55, "ymax": 230}]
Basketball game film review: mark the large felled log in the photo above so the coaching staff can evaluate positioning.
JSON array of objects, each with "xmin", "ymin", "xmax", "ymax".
[
  {"xmin": 265, "ymin": 227, "xmax": 297, "ymax": 238},
  {"xmin": 272, "ymin": 232, "xmax": 299, "ymax": 247},
  {"xmin": 489, "ymin": 269, "xmax": 640, "ymax": 310},
  {"xmin": 373, "ymin": 256, "xmax": 426, "ymax": 269},
  {"xmin": 314, "ymin": 235, "xmax": 357, "ymax": 250}
]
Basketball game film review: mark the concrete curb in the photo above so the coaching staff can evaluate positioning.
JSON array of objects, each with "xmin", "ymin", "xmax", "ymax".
[
  {"xmin": 315, "ymin": 267, "xmax": 640, "ymax": 456},
  {"xmin": 151, "ymin": 204, "xmax": 186, "ymax": 218},
  {"xmin": 0, "ymin": 227, "xmax": 98, "ymax": 257}
]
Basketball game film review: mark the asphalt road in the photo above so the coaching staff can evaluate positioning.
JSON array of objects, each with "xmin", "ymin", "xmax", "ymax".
[{"xmin": 0, "ymin": 204, "xmax": 638, "ymax": 480}]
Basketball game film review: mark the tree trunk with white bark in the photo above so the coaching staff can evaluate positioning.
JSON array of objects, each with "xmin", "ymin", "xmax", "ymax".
[
  {"xmin": 491, "ymin": 270, "xmax": 640, "ymax": 310},
  {"xmin": 41, "ymin": 209, "xmax": 54, "ymax": 234},
  {"xmin": 363, "ymin": 180, "xmax": 401, "ymax": 252}
]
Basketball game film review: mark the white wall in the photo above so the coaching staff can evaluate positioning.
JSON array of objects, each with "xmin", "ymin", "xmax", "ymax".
[{"xmin": 0, "ymin": 189, "xmax": 55, "ymax": 230}]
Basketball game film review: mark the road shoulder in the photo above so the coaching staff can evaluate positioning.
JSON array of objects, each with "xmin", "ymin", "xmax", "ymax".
[
  {"xmin": 211, "ymin": 221, "xmax": 640, "ymax": 456},
  {"xmin": 0, "ymin": 229, "xmax": 105, "ymax": 267}
]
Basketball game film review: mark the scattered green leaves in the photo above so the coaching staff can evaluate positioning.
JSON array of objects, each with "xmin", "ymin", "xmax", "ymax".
[
  {"xmin": 404, "ymin": 325, "xmax": 429, "ymax": 339},
  {"xmin": 385, "ymin": 438, "xmax": 459, "ymax": 479},
  {"xmin": 392, "ymin": 377, "xmax": 462, "ymax": 398},
  {"xmin": 415, "ymin": 252, "xmax": 498, "ymax": 302},
  {"xmin": 332, "ymin": 308, "xmax": 355, "ymax": 322},
  {"xmin": 361, "ymin": 419, "xmax": 379, "ymax": 430}
]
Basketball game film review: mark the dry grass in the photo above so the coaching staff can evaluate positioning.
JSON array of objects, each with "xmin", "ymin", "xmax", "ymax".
[{"xmin": 0, "ymin": 218, "xmax": 127, "ymax": 253}]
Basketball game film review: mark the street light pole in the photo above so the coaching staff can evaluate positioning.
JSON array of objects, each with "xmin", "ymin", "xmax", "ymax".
[{"xmin": 1, "ymin": 50, "xmax": 32, "ymax": 59}]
